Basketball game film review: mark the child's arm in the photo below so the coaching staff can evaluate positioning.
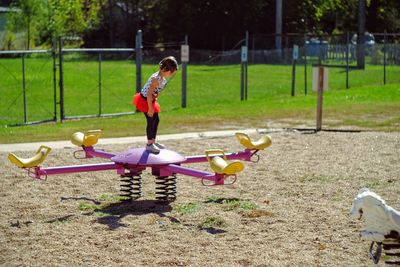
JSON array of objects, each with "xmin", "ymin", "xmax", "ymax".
[{"xmin": 146, "ymin": 78, "xmax": 159, "ymax": 117}]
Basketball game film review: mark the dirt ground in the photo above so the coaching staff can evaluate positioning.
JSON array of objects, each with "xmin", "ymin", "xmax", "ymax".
[{"xmin": 0, "ymin": 130, "xmax": 399, "ymax": 267}]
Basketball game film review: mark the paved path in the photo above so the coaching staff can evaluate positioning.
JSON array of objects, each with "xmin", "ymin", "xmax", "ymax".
[{"xmin": 0, "ymin": 128, "xmax": 271, "ymax": 152}]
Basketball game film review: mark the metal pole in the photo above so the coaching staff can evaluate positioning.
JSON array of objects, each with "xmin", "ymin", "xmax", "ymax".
[
  {"xmin": 52, "ymin": 38, "xmax": 57, "ymax": 121},
  {"xmin": 22, "ymin": 53, "xmax": 27, "ymax": 124},
  {"xmin": 244, "ymin": 59, "xmax": 248, "ymax": 100},
  {"xmin": 98, "ymin": 52, "xmax": 102, "ymax": 116},
  {"xmin": 291, "ymin": 56, "xmax": 296, "ymax": 96},
  {"xmin": 181, "ymin": 62, "xmax": 187, "ymax": 108},
  {"xmin": 181, "ymin": 35, "xmax": 188, "ymax": 108},
  {"xmin": 245, "ymin": 31, "xmax": 249, "ymax": 100},
  {"xmin": 251, "ymin": 34, "xmax": 255, "ymax": 63},
  {"xmin": 136, "ymin": 30, "xmax": 142, "ymax": 93},
  {"xmin": 316, "ymin": 67, "xmax": 324, "ymax": 131},
  {"xmin": 304, "ymin": 34, "xmax": 307, "ymax": 95},
  {"xmin": 383, "ymin": 30, "xmax": 387, "ymax": 85},
  {"xmin": 240, "ymin": 62, "xmax": 244, "ymax": 101},
  {"xmin": 58, "ymin": 36, "xmax": 65, "ymax": 121},
  {"xmin": 346, "ymin": 32, "xmax": 349, "ymax": 89},
  {"xmin": 240, "ymin": 32, "xmax": 248, "ymax": 101},
  {"xmin": 275, "ymin": 0, "xmax": 282, "ymax": 50},
  {"xmin": 317, "ymin": 35, "xmax": 322, "ymax": 66},
  {"xmin": 357, "ymin": 0, "xmax": 366, "ymax": 69}
]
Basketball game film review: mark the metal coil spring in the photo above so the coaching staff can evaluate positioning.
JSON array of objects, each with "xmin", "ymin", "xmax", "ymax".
[
  {"xmin": 120, "ymin": 172, "xmax": 142, "ymax": 200},
  {"xmin": 383, "ymin": 242, "xmax": 400, "ymax": 265},
  {"xmin": 155, "ymin": 175, "xmax": 177, "ymax": 202}
]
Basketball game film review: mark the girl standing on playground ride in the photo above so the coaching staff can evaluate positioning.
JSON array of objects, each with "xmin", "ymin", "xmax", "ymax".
[{"xmin": 133, "ymin": 56, "xmax": 178, "ymax": 153}]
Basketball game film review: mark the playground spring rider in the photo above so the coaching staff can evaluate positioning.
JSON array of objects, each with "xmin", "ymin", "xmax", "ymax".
[{"xmin": 8, "ymin": 130, "xmax": 272, "ymax": 201}]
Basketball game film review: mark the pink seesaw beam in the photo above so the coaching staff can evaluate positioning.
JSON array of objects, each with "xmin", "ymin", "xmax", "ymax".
[
  {"xmin": 80, "ymin": 146, "xmax": 116, "ymax": 159},
  {"xmin": 182, "ymin": 149, "xmax": 255, "ymax": 164},
  {"xmin": 34, "ymin": 162, "xmax": 125, "ymax": 180},
  {"xmin": 31, "ymin": 146, "xmax": 258, "ymax": 184}
]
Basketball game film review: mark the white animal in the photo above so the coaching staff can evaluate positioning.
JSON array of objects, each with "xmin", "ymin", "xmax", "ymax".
[{"xmin": 350, "ymin": 188, "xmax": 400, "ymax": 242}]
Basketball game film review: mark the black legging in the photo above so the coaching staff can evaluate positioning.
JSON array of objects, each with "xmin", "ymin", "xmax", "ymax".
[{"xmin": 144, "ymin": 112, "xmax": 159, "ymax": 140}]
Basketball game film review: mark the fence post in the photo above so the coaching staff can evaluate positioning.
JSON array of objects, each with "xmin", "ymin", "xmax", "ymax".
[
  {"xmin": 346, "ymin": 32, "xmax": 350, "ymax": 89},
  {"xmin": 240, "ymin": 31, "xmax": 248, "ymax": 101},
  {"xmin": 245, "ymin": 31, "xmax": 249, "ymax": 100},
  {"xmin": 136, "ymin": 30, "xmax": 142, "ymax": 93},
  {"xmin": 58, "ymin": 36, "xmax": 65, "ymax": 121},
  {"xmin": 314, "ymin": 67, "xmax": 328, "ymax": 131},
  {"xmin": 316, "ymin": 67, "xmax": 323, "ymax": 131},
  {"xmin": 21, "ymin": 53, "xmax": 27, "ymax": 124},
  {"xmin": 98, "ymin": 52, "xmax": 102, "ymax": 116},
  {"xmin": 291, "ymin": 45, "xmax": 298, "ymax": 96},
  {"xmin": 251, "ymin": 34, "xmax": 255, "ymax": 63},
  {"xmin": 383, "ymin": 30, "xmax": 387, "ymax": 85},
  {"xmin": 52, "ymin": 38, "xmax": 57, "ymax": 121},
  {"xmin": 181, "ymin": 35, "xmax": 189, "ymax": 108},
  {"xmin": 317, "ymin": 35, "xmax": 322, "ymax": 66},
  {"xmin": 357, "ymin": 0, "xmax": 366, "ymax": 69},
  {"xmin": 275, "ymin": 0, "xmax": 282, "ymax": 51},
  {"xmin": 304, "ymin": 34, "xmax": 307, "ymax": 95}
]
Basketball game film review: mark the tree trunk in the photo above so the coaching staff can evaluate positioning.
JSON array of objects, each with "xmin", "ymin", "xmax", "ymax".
[{"xmin": 357, "ymin": 0, "xmax": 366, "ymax": 69}]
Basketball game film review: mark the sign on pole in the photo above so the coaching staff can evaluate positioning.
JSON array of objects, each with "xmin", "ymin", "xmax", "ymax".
[
  {"xmin": 241, "ymin": 46, "xmax": 248, "ymax": 62},
  {"xmin": 135, "ymin": 30, "xmax": 142, "ymax": 94},
  {"xmin": 181, "ymin": 44, "xmax": 189, "ymax": 63},
  {"xmin": 241, "ymin": 46, "xmax": 248, "ymax": 101},
  {"xmin": 293, "ymin": 45, "xmax": 299, "ymax": 60},
  {"xmin": 181, "ymin": 43, "xmax": 189, "ymax": 108},
  {"xmin": 312, "ymin": 67, "xmax": 328, "ymax": 92}
]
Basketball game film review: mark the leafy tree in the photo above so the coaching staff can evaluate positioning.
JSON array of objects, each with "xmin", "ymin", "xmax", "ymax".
[
  {"xmin": 151, "ymin": 0, "xmax": 271, "ymax": 49},
  {"xmin": 296, "ymin": 0, "xmax": 400, "ymax": 34},
  {"xmin": 6, "ymin": 0, "xmax": 44, "ymax": 49},
  {"xmin": 5, "ymin": 0, "xmax": 105, "ymax": 48},
  {"xmin": 4, "ymin": 0, "xmax": 400, "ymax": 49},
  {"xmin": 366, "ymin": 0, "xmax": 400, "ymax": 33},
  {"xmin": 41, "ymin": 0, "xmax": 105, "ymax": 45},
  {"xmin": 0, "ymin": 0, "xmax": 12, "ymax": 6}
]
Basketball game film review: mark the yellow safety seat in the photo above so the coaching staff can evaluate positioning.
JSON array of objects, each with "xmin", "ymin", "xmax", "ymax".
[
  {"xmin": 206, "ymin": 149, "xmax": 244, "ymax": 175},
  {"xmin": 71, "ymin": 129, "xmax": 102, "ymax": 147},
  {"xmin": 8, "ymin": 145, "xmax": 52, "ymax": 168},
  {"xmin": 235, "ymin": 132, "xmax": 272, "ymax": 150}
]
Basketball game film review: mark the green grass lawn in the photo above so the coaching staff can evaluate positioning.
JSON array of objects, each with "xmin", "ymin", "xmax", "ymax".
[{"xmin": 0, "ymin": 55, "xmax": 399, "ymax": 143}]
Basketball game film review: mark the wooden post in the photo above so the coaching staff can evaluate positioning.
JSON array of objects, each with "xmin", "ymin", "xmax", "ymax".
[{"xmin": 316, "ymin": 66, "xmax": 324, "ymax": 131}]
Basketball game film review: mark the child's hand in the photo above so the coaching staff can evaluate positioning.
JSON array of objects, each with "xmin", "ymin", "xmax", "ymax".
[{"xmin": 147, "ymin": 108, "xmax": 154, "ymax": 117}]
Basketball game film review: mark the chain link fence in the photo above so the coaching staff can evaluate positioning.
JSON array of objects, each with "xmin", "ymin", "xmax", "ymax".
[
  {"xmin": 0, "ymin": 42, "xmax": 137, "ymax": 126},
  {"xmin": 1, "ymin": 32, "xmax": 399, "ymax": 126},
  {"xmin": 0, "ymin": 50, "xmax": 56, "ymax": 126}
]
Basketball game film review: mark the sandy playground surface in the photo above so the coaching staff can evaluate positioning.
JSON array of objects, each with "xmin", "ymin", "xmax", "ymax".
[{"xmin": 0, "ymin": 130, "xmax": 399, "ymax": 266}]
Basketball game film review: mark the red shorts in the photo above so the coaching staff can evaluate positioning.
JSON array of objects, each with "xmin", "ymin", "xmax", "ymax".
[{"xmin": 133, "ymin": 93, "xmax": 161, "ymax": 113}]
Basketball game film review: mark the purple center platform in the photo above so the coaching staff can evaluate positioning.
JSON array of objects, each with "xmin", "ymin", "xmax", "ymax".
[{"xmin": 111, "ymin": 148, "xmax": 186, "ymax": 166}]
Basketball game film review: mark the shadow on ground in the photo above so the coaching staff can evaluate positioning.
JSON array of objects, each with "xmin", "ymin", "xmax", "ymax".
[{"xmin": 95, "ymin": 200, "xmax": 177, "ymax": 230}]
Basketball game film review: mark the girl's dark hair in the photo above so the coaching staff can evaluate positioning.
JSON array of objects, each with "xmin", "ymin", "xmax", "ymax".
[{"xmin": 159, "ymin": 56, "xmax": 178, "ymax": 72}]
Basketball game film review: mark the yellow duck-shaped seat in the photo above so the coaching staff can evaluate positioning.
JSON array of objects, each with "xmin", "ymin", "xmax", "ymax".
[
  {"xmin": 206, "ymin": 149, "xmax": 244, "ymax": 175},
  {"xmin": 8, "ymin": 145, "xmax": 52, "ymax": 168},
  {"xmin": 235, "ymin": 132, "xmax": 272, "ymax": 150},
  {"xmin": 71, "ymin": 130, "xmax": 102, "ymax": 147}
]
